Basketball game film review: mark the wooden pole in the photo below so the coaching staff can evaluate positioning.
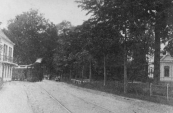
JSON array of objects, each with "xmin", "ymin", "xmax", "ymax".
[
  {"xmin": 89, "ymin": 59, "xmax": 92, "ymax": 82},
  {"xmin": 70, "ymin": 69, "xmax": 71, "ymax": 80},
  {"xmin": 104, "ymin": 54, "xmax": 106, "ymax": 86},
  {"xmin": 82, "ymin": 65, "xmax": 84, "ymax": 83},
  {"xmin": 167, "ymin": 84, "xmax": 169, "ymax": 100},
  {"xmin": 150, "ymin": 83, "xmax": 152, "ymax": 96}
]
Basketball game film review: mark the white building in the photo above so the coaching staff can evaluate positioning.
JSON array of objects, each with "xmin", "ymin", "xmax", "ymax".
[
  {"xmin": 148, "ymin": 52, "xmax": 173, "ymax": 82},
  {"xmin": 0, "ymin": 29, "xmax": 17, "ymax": 81},
  {"xmin": 160, "ymin": 52, "xmax": 173, "ymax": 82}
]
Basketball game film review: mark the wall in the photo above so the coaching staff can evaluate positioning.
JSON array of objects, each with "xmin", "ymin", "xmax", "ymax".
[
  {"xmin": 0, "ymin": 38, "xmax": 14, "ymax": 58},
  {"xmin": 0, "ymin": 33, "xmax": 15, "ymax": 82},
  {"xmin": 160, "ymin": 62, "xmax": 173, "ymax": 81}
]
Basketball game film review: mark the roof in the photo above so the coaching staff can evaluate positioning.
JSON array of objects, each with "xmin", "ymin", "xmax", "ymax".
[
  {"xmin": 160, "ymin": 53, "xmax": 173, "ymax": 63},
  {"xmin": 35, "ymin": 58, "xmax": 43, "ymax": 63},
  {"xmin": 0, "ymin": 29, "xmax": 15, "ymax": 45}
]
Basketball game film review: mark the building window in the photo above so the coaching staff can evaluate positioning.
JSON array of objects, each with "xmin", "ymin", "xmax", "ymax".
[
  {"xmin": 164, "ymin": 66, "xmax": 170, "ymax": 77},
  {"xmin": 9, "ymin": 47, "xmax": 12, "ymax": 57},
  {"xmin": 150, "ymin": 68, "xmax": 153, "ymax": 74},
  {"xmin": 9, "ymin": 47, "xmax": 12, "ymax": 62},
  {"xmin": 3, "ymin": 44, "xmax": 8, "ymax": 61}
]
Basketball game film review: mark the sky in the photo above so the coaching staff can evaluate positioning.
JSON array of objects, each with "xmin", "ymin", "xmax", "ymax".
[{"xmin": 0, "ymin": 0, "xmax": 90, "ymax": 28}]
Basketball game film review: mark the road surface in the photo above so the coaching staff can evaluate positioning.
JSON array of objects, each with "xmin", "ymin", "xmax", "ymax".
[{"xmin": 0, "ymin": 80, "xmax": 173, "ymax": 113}]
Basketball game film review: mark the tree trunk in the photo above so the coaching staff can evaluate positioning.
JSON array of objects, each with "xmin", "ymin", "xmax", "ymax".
[
  {"xmin": 141, "ymin": 51, "xmax": 148, "ymax": 82},
  {"xmin": 61, "ymin": 71, "xmax": 63, "ymax": 81},
  {"xmin": 89, "ymin": 59, "xmax": 92, "ymax": 82},
  {"xmin": 154, "ymin": 24, "xmax": 161, "ymax": 84},
  {"xmin": 145, "ymin": 62, "xmax": 148, "ymax": 82},
  {"xmin": 124, "ymin": 43, "xmax": 127, "ymax": 93},
  {"xmin": 75, "ymin": 71, "xmax": 77, "ymax": 79},
  {"xmin": 154, "ymin": 2, "xmax": 166, "ymax": 84},
  {"xmin": 82, "ymin": 65, "xmax": 84, "ymax": 83},
  {"xmin": 70, "ymin": 69, "xmax": 71, "ymax": 80},
  {"xmin": 104, "ymin": 54, "xmax": 106, "ymax": 86},
  {"xmin": 124, "ymin": 23, "xmax": 128, "ymax": 93}
]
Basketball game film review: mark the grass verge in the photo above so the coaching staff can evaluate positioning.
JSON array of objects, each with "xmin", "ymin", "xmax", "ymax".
[{"xmin": 63, "ymin": 80, "xmax": 173, "ymax": 106}]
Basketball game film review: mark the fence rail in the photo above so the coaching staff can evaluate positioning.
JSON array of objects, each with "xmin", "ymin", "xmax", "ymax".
[
  {"xmin": 150, "ymin": 83, "xmax": 173, "ymax": 100},
  {"xmin": 71, "ymin": 79, "xmax": 90, "ymax": 84}
]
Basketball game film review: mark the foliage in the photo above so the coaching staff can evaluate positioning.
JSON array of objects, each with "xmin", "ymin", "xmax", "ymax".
[
  {"xmin": 6, "ymin": 9, "xmax": 58, "ymax": 65},
  {"xmin": 4, "ymin": 9, "xmax": 58, "ymax": 76},
  {"xmin": 5, "ymin": 1, "xmax": 173, "ymax": 84},
  {"xmin": 76, "ymin": 0, "xmax": 173, "ymax": 84}
]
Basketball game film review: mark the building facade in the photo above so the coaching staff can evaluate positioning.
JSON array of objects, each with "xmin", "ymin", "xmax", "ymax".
[
  {"xmin": 148, "ymin": 52, "xmax": 173, "ymax": 82},
  {"xmin": 160, "ymin": 52, "xmax": 173, "ymax": 82},
  {"xmin": 0, "ymin": 30, "xmax": 17, "ymax": 81}
]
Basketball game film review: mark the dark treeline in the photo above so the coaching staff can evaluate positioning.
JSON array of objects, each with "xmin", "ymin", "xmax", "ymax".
[{"xmin": 3, "ymin": 0, "xmax": 173, "ymax": 85}]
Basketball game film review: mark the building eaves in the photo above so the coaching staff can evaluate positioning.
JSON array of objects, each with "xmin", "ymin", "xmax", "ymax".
[{"xmin": 0, "ymin": 30, "xmax": 15, "ymax": 45}]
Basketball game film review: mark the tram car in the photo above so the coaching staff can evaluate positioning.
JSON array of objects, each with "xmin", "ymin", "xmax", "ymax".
[{"xmin": 27, "ymin": 58, "xmax": 44, "ymax": 82}]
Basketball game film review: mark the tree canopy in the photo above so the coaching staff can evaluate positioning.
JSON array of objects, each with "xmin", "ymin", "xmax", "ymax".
[
  {"xmin": 6, "ymin": 9, "xmax": 58, "ymax": 66},
  {"xmin": 4, "ymin": 1, "xmax": 173, "ymax": 84}
]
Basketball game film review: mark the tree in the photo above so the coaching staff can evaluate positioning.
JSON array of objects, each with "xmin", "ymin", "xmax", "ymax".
[
  {"xmin": 53, "ymin": 21, "xmax": 77, "ymax": 78},
  {"xmin": 6, "ymin": 9, "xmax": 58, "ymax": 74},
  {"xmin": 153, "ymin": 0, "xmax": 173, "ymax": 83},
  {"xmin": 77, "ymin": 0, "xmax": 138, "ymax": 92}
]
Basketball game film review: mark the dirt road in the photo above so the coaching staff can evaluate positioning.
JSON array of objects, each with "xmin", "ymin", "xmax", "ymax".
[{"xmin": 0, "ymin": 80, "xmax": 172, "ymax": 113}]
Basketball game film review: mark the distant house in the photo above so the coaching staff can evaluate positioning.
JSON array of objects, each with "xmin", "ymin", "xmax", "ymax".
[
  {"xmin": 0, "ymin": 29, "xmax": 17, "ymax": 81},
  {"xmin": 160, "ymin": 52, "xmax": 173, "ymax": 82},
  {"xmin": 148, "ymin": 52, "xmax": 173, "ymax": 82}
]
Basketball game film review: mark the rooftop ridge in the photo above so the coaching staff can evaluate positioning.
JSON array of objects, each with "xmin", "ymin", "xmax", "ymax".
[{"xmin": 0, "ymin": 29, "xmax": 14, "ymax": 45}]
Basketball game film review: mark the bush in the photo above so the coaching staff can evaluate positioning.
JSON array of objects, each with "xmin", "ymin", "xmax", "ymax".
[{"xmin": 128, "ymin": 83, "xmax": 149, "ymax": 95}]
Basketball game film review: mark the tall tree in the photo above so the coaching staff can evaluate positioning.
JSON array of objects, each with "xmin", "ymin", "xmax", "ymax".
[
  {"xmin": 6, "ymin": 9, "xmax": 58, "ymax": 70},
  {"xmin": 153, "ymin": 0, "xmax": 173, "ymax": 83}
]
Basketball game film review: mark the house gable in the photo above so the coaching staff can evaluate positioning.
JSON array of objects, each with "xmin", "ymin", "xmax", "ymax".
[
  {"xmin": 160, "ymin": 55, "xmax": 173, "ymax": 62},
  {"xmin": 0, "ymin": 30, "xmax": 14, "ymax": 45}
]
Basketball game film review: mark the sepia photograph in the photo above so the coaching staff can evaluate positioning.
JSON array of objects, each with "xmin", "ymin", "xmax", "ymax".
[{"xmin": 0, "ymin": 0, "xmax": 173, "ymax": 113}]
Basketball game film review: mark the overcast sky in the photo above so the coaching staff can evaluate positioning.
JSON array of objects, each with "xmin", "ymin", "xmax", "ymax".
[{"xmin": 0, "ymin": 0, "xmax": 90, "ymax": 28}]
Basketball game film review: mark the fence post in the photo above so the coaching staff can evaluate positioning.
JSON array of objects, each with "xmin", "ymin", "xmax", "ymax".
[
  {"xmin": 167, "ymin": 84, "xmax": 169, "ymax": 100},
  {"xmin": 150, "ymin": 83, "xmax": 152, "ymax": 96}
]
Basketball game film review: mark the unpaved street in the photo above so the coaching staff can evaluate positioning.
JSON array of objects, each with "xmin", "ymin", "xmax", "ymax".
[{"xmin": 0, "ymin": 80, "xmax": 173, "ymax": 113}]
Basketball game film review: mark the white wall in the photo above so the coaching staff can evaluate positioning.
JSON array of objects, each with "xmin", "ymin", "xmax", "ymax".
[
  {"xmin": 148, "ymin": 63, "xmax": 154, "ymax": 78},
  {"xmin": 1, "ymin": 38, "xmax": 14, "ymax": 58},
  {"xmin": 0, "ymin": 36, "xmax": 15, "ymax": 81},
  {"xmin": 2, "ymin": 65, "xmax": 12, "ymax": 81},
  {"xmin": 160, "ymin": 62, "xmax": 173, "ymax": 81}
]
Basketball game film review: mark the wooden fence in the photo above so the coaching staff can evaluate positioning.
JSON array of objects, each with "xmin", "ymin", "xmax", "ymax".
[{"xmin": 150, "ymin": 83, "xmax": 173, "ymax": 100}]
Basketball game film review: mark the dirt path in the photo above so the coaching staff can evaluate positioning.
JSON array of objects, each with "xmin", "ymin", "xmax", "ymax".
[
  {"xmin": 40, "ymin": 80, "xmax": 173, "ymax": 113},
  {"xmin": 0, "ymin": 82, "xmax": 33, "ymax": 113},
  {"xmin": 0, "ymin": 80, "xmax": 173, "ymax": 113}
]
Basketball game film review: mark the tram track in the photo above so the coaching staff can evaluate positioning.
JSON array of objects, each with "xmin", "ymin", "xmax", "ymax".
[
  {"xmin": 38, "ymin": 84, "xmax": 73, "ymax": 113},
  {"xmin": 41, "ymin": 81, "xmax": 114, "ymax": 113},
  {"xmin": 62, "ymin": 90, "xmax": 114, "ymax": 113}
]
